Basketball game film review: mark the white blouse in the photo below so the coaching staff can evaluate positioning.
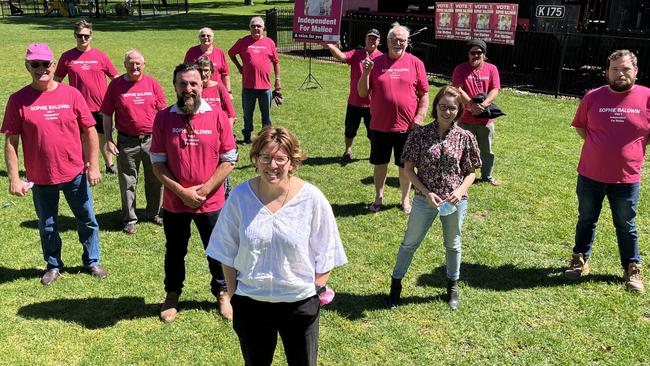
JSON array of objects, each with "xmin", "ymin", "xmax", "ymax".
[{"xmin": 206, "ymin": 180, "xmax": 348, "ymax": 303}]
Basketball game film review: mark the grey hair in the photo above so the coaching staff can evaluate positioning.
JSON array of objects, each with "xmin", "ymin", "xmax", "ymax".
[
  {"xmin": 124, "ymin": 49, "xmax": 144, "ymax": 63},
  {"xmin": 198, "ymin": 27, "xmax": 214, "ymax": 36},
  {"xmin": 387, "ymin": 22, "xmax": 410, "ymax": 40},
  {"xmin": 249, "ymin": 16, "xmax": 265, "ymax": 28}
]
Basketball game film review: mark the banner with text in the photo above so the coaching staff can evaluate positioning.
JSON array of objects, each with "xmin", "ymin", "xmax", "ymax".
[
  {"xmin": 293, "ymin": 0, "xmax": 344, "ymax": 43},
  {"xmin": 435, "ymin": 2, "xmax": 518, "ymax": 45}
]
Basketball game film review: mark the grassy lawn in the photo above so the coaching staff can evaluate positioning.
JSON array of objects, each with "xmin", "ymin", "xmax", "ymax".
[{"xmin": 1, "ymin": 1, "xmax": 649, "ymax": 365}]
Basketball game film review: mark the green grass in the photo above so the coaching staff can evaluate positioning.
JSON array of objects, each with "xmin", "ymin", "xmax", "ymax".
[{"xmin": 1, "ymin": 1, "xmax": 650, "ymax": 365}]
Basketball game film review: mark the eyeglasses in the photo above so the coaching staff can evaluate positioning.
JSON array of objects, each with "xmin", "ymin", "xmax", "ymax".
[
  {"xmin": 199, "ymin": 34, "xmax": 213, "ymax": 38},
  {"xmin": 469, "ymin": 51, "xmax": 484, "ymax": 56},
  {"xmin": 257, "ymin": 154, "xmax": 290, "ymax": 165},
  {"xmin": 437, "ymin": 104, "xmax": 459, "ymax": 112},
  {"xmin": 75, "ymin": 33, "xmax": 91, "ymax": 40},
  {"xmin": 389, "ymin": 37, "xmax": 408, "ymax": 44},
  {"xmin": 28, "ymin": 61, "xmax": 53, "ymax": 69},
  {"xmin": 250, "ymin": 24, "xmax": 264, "ymax": 29}
]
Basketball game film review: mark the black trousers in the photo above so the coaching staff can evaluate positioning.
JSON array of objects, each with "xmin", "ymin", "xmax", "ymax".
[
  {"xmin": 162, "ymin": 209, "xmax": 226, "ymax": 297},
  {"xmin": 232, "ymin": 294, "xmax": 321, "ymax": 366}
]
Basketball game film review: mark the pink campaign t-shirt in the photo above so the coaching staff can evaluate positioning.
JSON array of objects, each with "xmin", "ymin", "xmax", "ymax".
[
  {"xmin": 150, "ymin": 106, "xmax": 236, "ymax": 213},
  {"xmin": 1, "ymin": 83, "xmax": 95, "ymax": 185},
  {"xmin": 344, "ymin": 48, "xmax": 381, "ymax": 108},
  {"xmin": 572, "ymin": 84, "xmax": 650, "ymax": 184},
  {"xmin": 368, "ymin": 53, "xmax": 430, "ymax": 132},
  {"xmin": 203, "ymin": 83, "xmax": 236, "ymax": 119},
  {"xmin": 100, "ymin": 74, "xmax": 167, "ymax": 136},
  {"xmin": 228, "ymin": 35, "xmax": 279, "ymax": 90},
  {"xmin": 183, "ymin": 45, "xmax": 230, "ymax": 83},
  {"xmin": 452, "ymin": 61, "xmax": 501, "ymax": 125},
  {"xmin": 54, "ymin": 48, "xmax": 119, "ymax": 112}
]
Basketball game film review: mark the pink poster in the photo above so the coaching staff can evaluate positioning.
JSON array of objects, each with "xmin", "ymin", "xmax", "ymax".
[
  {"xmin": 293, "ymin": 0, "xmax": 344, "ymax": 43},
  {"xmin": 435, "ymin": 2, "xmax": 518, "ymax": 45}
]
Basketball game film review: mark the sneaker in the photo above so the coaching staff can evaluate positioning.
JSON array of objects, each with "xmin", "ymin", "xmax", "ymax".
[
  {"xmin": 217, "ymin": 291, "xmax": 233, "ymax": 321},
  {"xmin": 40, "ymin": 268, "xmax": 60, "ymax": 286},
  {"xmin": 340, "ymin": 152, "xmax": 352, "ymax": 165},
  {"xmin": 564, "ymin": 253, "xmax": 589, "ymax": 280},
  {"xmin": 624, "ymin": 262, "xmax": 644, "ymax": 293},
  {"xmin": 123, "ymin": 223, "xmax": 137, "ymax": 235},
  {"xmin": 160, "ymin": 292, "xmax": 180, "ymax": 323},
  {"xmin": 148, "ymin": 215, "xmax": 163, "ymax": 226},
  {"xmin": 482, "ymin": 177, "xmax": 501, "ymax": 186},
  {"xmin": 88, "ymin": 264, "xmax": 108, "ymax": 279},
  {"xmin": 105, "ymin": 164, "xmax": 117, "ymax": 174},
  {"xmin": 447, "ymin": 280, "xmax": 460, "ymax": 310}
]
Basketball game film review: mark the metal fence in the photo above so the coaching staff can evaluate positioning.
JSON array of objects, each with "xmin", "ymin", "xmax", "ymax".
[
  {"xmin": 1, "ymin": 0, "xmax": 187, "ymax": 18},
  {"xmin": 266, "ymin": 8, "xmax": 650, "ymax": 97}
]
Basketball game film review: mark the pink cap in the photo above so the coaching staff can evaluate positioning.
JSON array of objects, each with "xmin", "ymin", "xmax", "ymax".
[{"xmin": 25, "ymin": 43, "xmax": 54, "ymax": 62}]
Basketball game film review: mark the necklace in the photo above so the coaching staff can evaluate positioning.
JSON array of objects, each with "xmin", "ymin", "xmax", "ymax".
[{"xmin": 280, "ymin": 177, "xmax": 291, "ymax": 207}]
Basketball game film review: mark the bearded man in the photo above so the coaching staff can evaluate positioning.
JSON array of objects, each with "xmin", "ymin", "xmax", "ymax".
[{"xmin": 150, "ymin": 63, "xmax": 237, "ymax": 322}]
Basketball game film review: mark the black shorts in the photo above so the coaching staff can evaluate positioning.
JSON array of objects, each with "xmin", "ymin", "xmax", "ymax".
[
  {"xmin": 344, "ymin": 104, "xmax": 371, "ymax": 139},
  {"xmin": 369, "ymin": 130, "xmax": 410, "ymax": 167},
  {"xmin": 91, "ymin": 111, "xmax": 105, "ymax": 134}
]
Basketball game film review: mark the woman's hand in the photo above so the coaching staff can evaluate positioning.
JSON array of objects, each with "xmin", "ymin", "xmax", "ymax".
[
  {"xmin": 426, "ymin": 192, "xmax": 443, "ymax": 208},
  {"xmin": 446, "ymin": 189, "xmax": 463, "ymax": 205}
]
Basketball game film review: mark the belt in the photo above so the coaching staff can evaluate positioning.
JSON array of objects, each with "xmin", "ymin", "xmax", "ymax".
[{"xmin": 118, "ymin": 131, "xmax": 150, "ymax": 139}]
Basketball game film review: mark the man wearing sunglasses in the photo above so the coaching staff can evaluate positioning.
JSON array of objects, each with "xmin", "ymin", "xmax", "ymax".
[
  {"xmin": 228, "ymin": 16, "xmax": 281, "ymax": 144},
  {"xmin": 101, "ymin": 49, "xmax": 167, "ymax": 235},
  {"xmin": 150, "ymin": 63, "xmax": 237, "ymax": 323},
  {"xmin": 54, "ymin": 20, "xmax": 119, "ymax": 175},
  {"xmin": 2, "ymin": 43, "xmax": 107, "ymax": 286},
  {"xmin": 452, "ymin": 39, "xmax": 501, "ymax": 186},
  {"xmin": 183, "ymin": 27, "xmax": 231, "ymax": 95}
]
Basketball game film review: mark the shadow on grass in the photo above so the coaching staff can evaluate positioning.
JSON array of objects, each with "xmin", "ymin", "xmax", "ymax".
[
  {"xmin": 0, "ymin": 169, "xmax": 26, "ymax": 177},
  {"xmin": 17, "ymin": 297, "xmax": 214, "ymax": 329},
  {"xmin": 360, "ymin": 176, "xmax": 399, "ymax": 188},
  {"xmin": 325, "ymin": 292, "xmax": 441, "ymax": 320},
  {"xmin": 303, "ymin": 156, "xmax": 369, "ymax": 167},
  {"xmin": 0, "ymin": 266, "xmax": 41, "ymax": 284},
  {"xmin": 416, "ymin": 263, "xmax": 621, "ymax": 291},
  {"xmin": 19, "ymin": 209, "xmax": 145, "ymax": 232},
  {"xmin": 331, "ymin": 202, "xmax": 400, "ymax": 217}
]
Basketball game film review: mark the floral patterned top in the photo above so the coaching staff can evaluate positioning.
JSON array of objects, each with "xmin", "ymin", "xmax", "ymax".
[{"xmin": 401, "ymin": 121, "xmax": 481, "ymax": 198}]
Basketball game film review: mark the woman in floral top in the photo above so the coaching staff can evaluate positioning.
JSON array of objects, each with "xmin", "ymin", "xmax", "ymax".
[{"xmin": 388, "ymin": 85, "xmax": 481, "ymax": 310}]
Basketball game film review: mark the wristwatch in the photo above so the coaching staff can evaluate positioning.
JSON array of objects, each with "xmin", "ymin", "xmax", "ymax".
[{"xmin": 315, "ymin": 284, "xmax": 326, "ymax": 295}]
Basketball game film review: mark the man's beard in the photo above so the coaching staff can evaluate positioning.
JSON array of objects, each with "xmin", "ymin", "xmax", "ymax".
[
  {"xmin": 609, "ymin": 77, "xmax": 634, "ymax": 92},
  {"xmin": 177, "ymin": 92, "xmax": 200, "ymax": 115}
]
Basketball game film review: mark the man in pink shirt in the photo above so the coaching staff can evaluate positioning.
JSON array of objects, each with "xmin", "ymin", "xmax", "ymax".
[
  {"xmin": 2, "ymin": 43, "xmax": 107, "ymax": 286},
  {"xmin": 54, "ymin": 20, "xmax": 119, "ymax": 174},
  {"xmin": 565, "ymin": 50, "xmax": 649, "ymax": 293},
  {"xmin": 358, "ymin": 23, "xmax": 430, "ymax": 214},
  {"xmin": 324, "ymin": 29, "xmax": 382, "ymax": 165},
  {"xmin": 183, "ymin": 27, "xmax": 232, "ymax": 94},
  {"xmin": 150, "ymin": 63, "xmax": 237, "ymax": 323},
  {"xmin": 452, "ymin": 39, "xmax": 501, "ymax": 186},
  {"xmin": 101, "ymin": 49, "xmax": 166, "ymax": 235},
  {"xmin": 228, "ymin": 16, "xmax": 281, "ymax": 144}
]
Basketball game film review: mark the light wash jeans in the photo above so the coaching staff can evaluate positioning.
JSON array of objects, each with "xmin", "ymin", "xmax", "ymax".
[
  {"xmin": 241, "ymin": 88, "xmax": 272, "ymax": 140},
  {"xmin": 392, "ymin": 194, "xmax": 467, "ymax": 281},
  {"xmin": 31, "ymin": 173, "xmax": 101, "ymax": 270}
]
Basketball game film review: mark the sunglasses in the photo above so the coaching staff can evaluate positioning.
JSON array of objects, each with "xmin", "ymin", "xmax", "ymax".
[
  {"xmin": 470, "ymin": 51, "xmax": 484, "ymax": 56},
  {"xmin": 75, "ymin": 33, "xmax": 91, "ymax": 40},
  {"xmin": 250, "ymin": 24, "xmax": 264, "ymax": 29},
  {"xmin": 28, "ymin": 61, "xmax": 53, "ymax": 68},
  {"xmin": 199, "ymin": 34, "xmax": 212, "ymax": 38}
]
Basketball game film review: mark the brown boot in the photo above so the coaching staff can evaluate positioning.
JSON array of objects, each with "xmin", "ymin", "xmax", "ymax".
[
  {"xmin": 160, "ymin": 292, "xmax": 179, "ymax": 323},
  {"xmin": 564, "ymin": 253, "xmax": 589, "ymax": 280},
  {"xmin": 218, "ymin": 291, "xmax": 233, "ymax": 321},
  {"xmin": 624, "ymin": 263, "xmax": 644, "ymax": 293}
]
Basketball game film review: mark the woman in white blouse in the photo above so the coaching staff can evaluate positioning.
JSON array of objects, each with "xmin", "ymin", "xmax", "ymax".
[{"xmin": 206, "ymin": 127, "xmax": 347, "ymax": 366}]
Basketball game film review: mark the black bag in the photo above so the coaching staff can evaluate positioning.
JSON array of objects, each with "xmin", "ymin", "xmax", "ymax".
[{"xmin": 471, "ymin": 92, "xmax": 505, "ymax": 119}]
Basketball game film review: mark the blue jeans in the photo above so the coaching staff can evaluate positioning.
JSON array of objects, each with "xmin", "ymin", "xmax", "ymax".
[
  {"xmin": 31, "ymin": 173, "xmax": 101, "ymax": 270},
  {"xmin": 574, "ymin": 174, "xmax": 641, "ymax": 268},
  {"xmin": 392, "ymin": 195, "xmax": 467, "ymax": 281},
  {"xmin": 241, "ymin": 88, "xmax": 272, "ymax": 140}
]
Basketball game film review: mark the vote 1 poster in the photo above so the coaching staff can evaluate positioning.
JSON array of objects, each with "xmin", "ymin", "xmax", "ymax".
[
  {"xmin": 293, "ymin": 0, "xmax": 344, "ymax": 44},
  {"xmin": 435, "ymin": 2, "xmax": 518, "ymax": 45}
]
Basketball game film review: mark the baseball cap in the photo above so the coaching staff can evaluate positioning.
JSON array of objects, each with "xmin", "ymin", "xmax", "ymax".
[
  {"xmin": 366, "ymin": 29, "xmax": 380, "ymax": 38},
  {"xmin": 25, "ymin": 43, "xmax": 54, "ymax": 62}
]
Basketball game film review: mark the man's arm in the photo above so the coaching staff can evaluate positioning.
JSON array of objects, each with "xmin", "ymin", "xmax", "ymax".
[
  {"xmin": 102, "ymin": 113, "xmax": 119, "ymax": 156},
  {"xmin": 412, "ymin": 90, "xmax": 429, "ymax": 127},
  {"xmin": 323, "ymin": 43, "xmax": 347, "ymax": 62},
  {"xmin": 196, "ymin": 160, "xmax": 235, "ymax": 198},
  {"xmin": 81, "ymin": 125, "xmax": 102, "ymax": 186},
  {"xmin": 5, "ymin": 134, "xmax": 26, "ymax": 196},
  {"xmin": 223, "ymin": 74, "xmax": 232, "ymax": 97},
  {"xmin": 357, "ymin": 57, "xmax": 373, "ymax": 98},
  {"xmin": 228, "ymin": 48, "xmax": 243, "ymax": 74},
  {"xmin": 574, "ymin": 127, "xmax": 586, "ymax": 140},
  {"xmin": 152, "ymin": 162, "xmax": 206, "ymax": 209},
  {"xmin": 273, "ymin": 61, "xmax": 281, "ymax": 91},
  {"xmin": 479, "ymin": 88, "xmax": 500, "ymax": 109}
]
